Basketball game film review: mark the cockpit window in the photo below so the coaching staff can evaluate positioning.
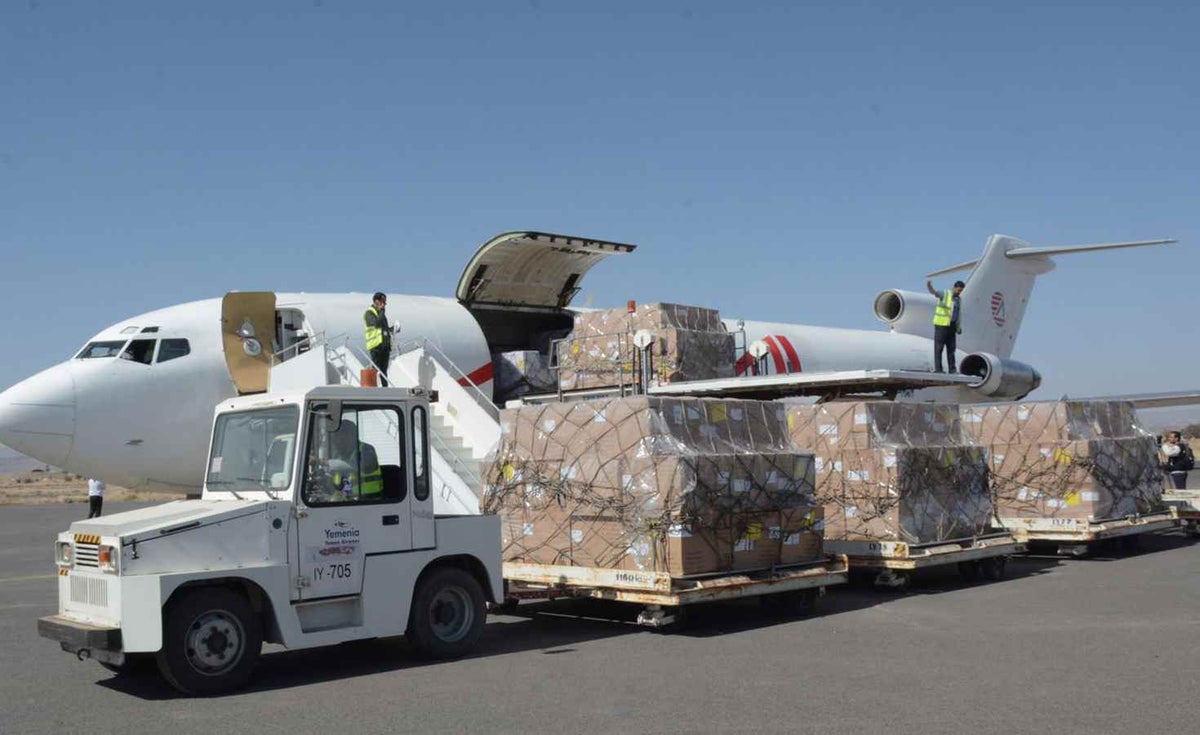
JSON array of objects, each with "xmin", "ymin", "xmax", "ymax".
[
  {"xmin": 76, "ymin": 341, "xmax": 127, "ymax": 359},
  {"xmin": 120, "ymin": 339, "xmax": 156, "ymax": 365},
  {"xmin": 120, "ymin": 326, "xmax": 140, "ymax": 335},
  {"xmin": 140, "ymin": 326, "xmax": 159, "ymax": 333},
  {"xmin": 157, "ymin": 339, "xmax": 191, "ymax": 363}
]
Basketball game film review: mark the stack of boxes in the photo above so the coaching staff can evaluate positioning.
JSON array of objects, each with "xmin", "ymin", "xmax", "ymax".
[
  {"xmin": 960, "ymin": 400, "xmax": 1161, "ymax": 522},
  {"xmin": 482, "ymin": 396, "xmax": 824, "ymax": 577},
  {"xmin": 786, "ymin": 402, "xmax": 992, "ymax": 544},
  {"xmin": 492, "ymin": 350, "xmax": 557, "ymax": 402},
  {"xmin": 556, "ymin": 303, "xmax": 735, "ymax": 391}
]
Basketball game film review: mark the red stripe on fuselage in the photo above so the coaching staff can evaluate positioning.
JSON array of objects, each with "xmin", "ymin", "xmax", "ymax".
[
  {"xmin": 776, "ymin": 335, "xmax": 802, "ymax": 373},
  {"xmin": 762, "ymin": 336, "xmax": 787, "ymax": 375},
  {"xmin": 458, "ymin": 362, "xmax": 494, "ymax": 387}
]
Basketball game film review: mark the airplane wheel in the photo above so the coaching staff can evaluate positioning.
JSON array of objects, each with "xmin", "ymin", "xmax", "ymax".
[
  {"xmin": 407, "ymin": 567, "xmax": 486, "ymax": 660},
  {"xmin": 156, "ymin": 588, "xmax": 262, "ymax": 696}
]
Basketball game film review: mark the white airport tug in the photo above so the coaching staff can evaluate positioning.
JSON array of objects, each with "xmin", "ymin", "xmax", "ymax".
[{"xmin": 38, "ymin": 386, "xmax": 501, "ymax": 695}]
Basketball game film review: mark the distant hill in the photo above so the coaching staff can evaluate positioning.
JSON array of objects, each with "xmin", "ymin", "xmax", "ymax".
[{"xmin": 0, "ymin": 445, "xmax": 53, "ymax": 474}]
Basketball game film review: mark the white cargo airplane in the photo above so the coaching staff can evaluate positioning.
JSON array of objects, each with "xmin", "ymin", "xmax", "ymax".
[{"xmin": 0, "ymin": 230, "xmax": 1176, "ymax": 493}]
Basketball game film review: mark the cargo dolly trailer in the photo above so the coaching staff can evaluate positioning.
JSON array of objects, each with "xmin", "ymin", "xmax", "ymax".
[
  {"xmin": 998, "ymin": 510, "xmax": 1179, "ymax": 555},
  {"xmin": 1161, "ymin": 490, "xmax": 1200, "ymax": 537},
  {"xmin": 825, "ymin": 532, "xmax": 1024, "ymax": 588},
  {"xmin": 500, "ymin": 555, "xmax": 850, "ymax": 627}
]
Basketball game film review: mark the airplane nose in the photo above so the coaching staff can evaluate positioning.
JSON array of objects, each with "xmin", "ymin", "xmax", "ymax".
[{"xmin": 0, "ymin": 364, "xmax": 76, "ymax": 467}]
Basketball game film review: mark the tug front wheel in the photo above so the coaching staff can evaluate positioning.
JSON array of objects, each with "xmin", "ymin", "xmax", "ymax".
[{"xmin": 156, "ymin": 587, "xmax": 262, "ymax": 696}]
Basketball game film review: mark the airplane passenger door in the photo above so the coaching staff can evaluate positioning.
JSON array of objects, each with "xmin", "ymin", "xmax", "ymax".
[
  {"xmin": 293, "ymin": 402, "xmax": 412, "ymax": 601},
  {"xmin": 221, "ymin": 292, "xmax": 276, "ymax": 394}
]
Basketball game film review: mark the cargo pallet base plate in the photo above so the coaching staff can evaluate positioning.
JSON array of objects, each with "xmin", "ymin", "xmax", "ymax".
[
  {"xmin": 999, "ymin": 510, "xmax": 1180, "ymax": 554},
  {"xmin": 1162, "ymin": 491, "xmax": 1200, "ymax": 537},
  {"xmin": 825, "ymin": 533, "xmax": 1024, "ymax": 588},
  {"xmin": 500, "ymin": 556, "xmax": 850, "ymax": 627}
]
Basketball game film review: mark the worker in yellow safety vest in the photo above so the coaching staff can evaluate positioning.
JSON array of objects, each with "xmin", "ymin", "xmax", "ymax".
[
  {"xmin": 925, "ymin": 279, "xmax": 965, "ymax": 374},
  {"xmin": 364, "ymin": 292, "xmax": 393, "ymax": 386},
  {"xmin": 326, "ymin": 419, "xmax": 384, "ymax": 501}
]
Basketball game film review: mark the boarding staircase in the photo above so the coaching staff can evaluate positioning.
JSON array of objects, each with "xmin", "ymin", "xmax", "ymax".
[{"xmin": 268, "ymin": 333, "xmax": 500, "ymax": 516}]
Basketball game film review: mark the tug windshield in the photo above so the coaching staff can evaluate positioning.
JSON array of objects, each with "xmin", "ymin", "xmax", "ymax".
[{"xmin": 206, "ymin": 406, "xmax": 300, "ymax": 495}]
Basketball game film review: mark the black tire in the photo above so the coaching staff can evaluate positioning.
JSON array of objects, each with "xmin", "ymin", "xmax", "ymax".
[
  {"xmin": 156, "ymin": 587, "xmax": 262, "ymax": 696},
  {"xmin": 957, "ymin": 560, "xmax": 981, "ymax": 581},
  {"xmin": 979, "ymin": 556, "xmax": 1007, "ymax": 581},
  {"xmin": 407, "ymin": 567, "xmax": 486, "ymax": 660},
  {"xmin": 761, "ymin": 589, "xmax": 818, "ymax": 617},
  {"xmin": 100, "ymin": 653, "xmax": 157, "ymax": 676}
]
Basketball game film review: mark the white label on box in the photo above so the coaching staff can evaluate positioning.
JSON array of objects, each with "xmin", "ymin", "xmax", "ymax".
[
  {"xmin": 883, "ymin": 454, "xmax": 898, "ymax": 468},
  {"xmin": 846, "ymin": 470, "xmax": 870, "ymax": 482},
  {"xmin": 699, "ymin": 423, "xmax": 718, "ymax": 438},
  {"xmin": 1040, "ymin": 447, "xmax": 1053, "ymax": 458},
  {"xmin": 994, "ymin": 453, "xmax": 1005, "ymax": 464},
  {"xmin": 845, "ymin": 506, "xmax": 859, "ymax": 518},
  {"xmin": 815, "ymin": 457, "xmax": 825, "ymax": 472},
  {"xmin": 732, "ymin": 479, "xmax": 752, "ymax": 493},
  {"xmin": 730, "ymin": 407, "xmax": 744, "ymax": 420},
  {"xmin": 1046, "ymin": 499, "xmax": 1066, "ymax": 508},
  {"xmin": 718, "ymin": 470, "xmax": 731, "ymax": 484},
  {"xmin": 833, "ymin": 461, "xmax": 843, "ymax": 472},
  {"xmin": 854, "ymin": 412, "xmax": 868, "ymax": 425},
  {"xmin": 734, "ymin": 538, "xmax": 755, "ymax": 552},
  {"xmin": 819, "ymin": 423, "xmax": 838, "ymax": 437},
  {"xmin": 766, "ymin": 470, "xmax": 783, "ymax": 485},
  {"xmin": 560, "ymin": 466, "xmax": 577, "ymax": 480},
  {"xmin": 570, "ymin": 529, "xmax": 583, "ymax": 543},
  {"xmin": 621, "ymin": 474, "xmax": 633, "ymax": 492},
  {"xmin": 629, "ymin": 541, "xmax": 651, "ymax": 558},
  {"xmin": 1018, "ymin": 408, "xmax": 1030, "ymax": 421},
  {"xmin": 667, "ymin": 523, "xmax": 692, "ymax": 538},
  {"xmin": 522, "ymin": 523, "xmax": 534, "ymax": 537},
  {"xmin": 1082, "ymin": 491, "xmax": 1100, "ymax": 501},
  {"xmin": 768, "ymin": 526, "xmax": 782, "ymax": 540},
  {"xmin": 527, "ymin": 483, "xmax": 545, "ymax": 498},
  {"xmin": 964, "ymin": 411, "xmax": 982, "ymax": 423},
  {"xmin": 784, "ymin": 532, "xmax": 802, "ymax": 546},
  {"xmin": 541, "ymin": 419, "xmax": 556, "ymax": 432},
  {"xmin": 1018, "ymin": 488, "xmax": 1029, "ymax": 500},
  {"xmin": 593, "ymin": 411, "xmax": 608, "ymax": 424}
]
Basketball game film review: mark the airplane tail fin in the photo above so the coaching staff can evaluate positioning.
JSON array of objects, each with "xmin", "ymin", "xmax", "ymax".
[{"xmin": 927, "ymin": 236, "xmax": 1176, "ymax": 359}]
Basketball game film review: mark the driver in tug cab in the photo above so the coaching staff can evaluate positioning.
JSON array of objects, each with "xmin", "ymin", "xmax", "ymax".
[{"xmin": 325, "ymin": 419, "xmax": 383, "ymax": 502}]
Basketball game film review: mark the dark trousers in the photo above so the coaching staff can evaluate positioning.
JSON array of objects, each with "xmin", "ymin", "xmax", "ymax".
[
  {"xmin": 88, "ymin": 496, "xmax": 103, "ymax": 518},
  {"xmin": 933, "ymin": 325, "xmax": 957, "ymax": 373},
  {"xmin": 370, "ymin": 346, "xmax": 390, "ymax": 387},
  {"xmin": 1169, "ymin": 471, "xmax": 1188, "ymax": 490}
]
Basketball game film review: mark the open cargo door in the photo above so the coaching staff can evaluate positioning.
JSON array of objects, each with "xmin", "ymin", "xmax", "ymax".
[
  {"xmin": 221, "ymin": 291, "xmax": 276, "ymax": 395},
  {"xmin": 457, "ymin": 231, "xmax": 636, "ymax": 310}
]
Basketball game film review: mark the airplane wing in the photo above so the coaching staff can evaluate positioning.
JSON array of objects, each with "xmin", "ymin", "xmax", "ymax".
[
  {"xmin": 645, "ymin": 370, "xmax": 978, "ymax": 401},
  {"xmin": 1063, "ymin": 391, "xmax": 1200, "ymax": 409}
]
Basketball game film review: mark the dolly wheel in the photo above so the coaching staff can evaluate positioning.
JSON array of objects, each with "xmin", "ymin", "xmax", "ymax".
[
  {"xmin": 979, "ymin": 556, "xmax": 1007, "ymax": 581},
  {"xmin": 957, "ymin": 560, "xmax": 981, "ymax": 581}
]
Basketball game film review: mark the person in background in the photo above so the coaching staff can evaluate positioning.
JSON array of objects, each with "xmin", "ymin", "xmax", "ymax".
[
  {"xmin": 364, "ymin": 292, "xmax": 393, "ymax": 386},
  {"xmin": 87, "ymin": 477, "xmax": 105, "ymax": 518},
  {"xmin": 1160, "ymin": 431, "xmax": 1194, "ymax": 490},
  {"xmin": 926, "ymin": 278, "xmax": 965, "ymax": 374}
]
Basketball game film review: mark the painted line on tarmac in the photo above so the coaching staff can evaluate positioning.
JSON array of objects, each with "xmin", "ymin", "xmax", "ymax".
[{"xmin": 0, "ymin": 574, "xmax": 56, "ymax": 583}]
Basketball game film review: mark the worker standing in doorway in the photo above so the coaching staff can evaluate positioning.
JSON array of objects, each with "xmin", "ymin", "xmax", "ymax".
[
  {"xmin": 926, "ymin": 279, "xmax": 965, "ymax": 374},
  {"xmin": 364, "ymin": 292, "xmax": 393, "ymax": 386}
]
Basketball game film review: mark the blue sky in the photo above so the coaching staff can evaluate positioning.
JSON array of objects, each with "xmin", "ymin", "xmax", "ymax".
[{"xmin": 1, "ymin": 1, "xmax": 1196, "ymax": 407}]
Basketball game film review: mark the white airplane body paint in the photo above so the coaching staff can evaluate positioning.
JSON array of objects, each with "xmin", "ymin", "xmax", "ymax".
[{"xmin": 0, "ymin": 231, "xmax": 1175, "ymax": 493}]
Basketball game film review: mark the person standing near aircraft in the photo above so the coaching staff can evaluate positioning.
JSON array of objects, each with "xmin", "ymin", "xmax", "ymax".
[
  {"xmin": 364, "ymin": 292, "xmax": 393, "ymax": 386},
  {"xmin": 1160, "ymin": 431, "xmax": 1194, "ymax": 490},
  {"xmin": 86, "ymin": 477, "xmax": 105, "ymax": 518},
  {"xmin": 926, "ymin": 279, "xmax": 965, "ymax": 373}
]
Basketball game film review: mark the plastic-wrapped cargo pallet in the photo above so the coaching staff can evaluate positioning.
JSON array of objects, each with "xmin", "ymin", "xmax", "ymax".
[
  {"xmin": 481, "ymin": 396, "xmax": 824, "ymax": 576},
  {"xmin": 557, "ymin": 303, "xmax": 735, "ymax": 391},
  {"xmin": 960, "ymin": 400, "xmax": 1162, "ymax": 521},
  {"xmin": 785, "ymin": 402, "xmax": 992, "ymax": 544}
]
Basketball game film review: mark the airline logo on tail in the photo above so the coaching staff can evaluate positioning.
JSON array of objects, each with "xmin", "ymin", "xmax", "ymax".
[{"xmin": 990, "ymin": 292, "xmax": 1006, "ymax": 327}]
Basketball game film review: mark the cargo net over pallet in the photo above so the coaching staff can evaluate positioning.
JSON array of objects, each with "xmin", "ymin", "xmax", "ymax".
[
  {"xmin": 482, "ymin": 396, "xmax": 823, "ymax": 578},
  {"xmin": 960, "ymin": 400, "xmax": 1163, "ymax": 522},
  {"xmin": 785, "ymin": 402, "xmax": 992, "ymax": 545},
  {"xmin": 556, "ymin": 303, "xmax": 735, "ymax": 392}
]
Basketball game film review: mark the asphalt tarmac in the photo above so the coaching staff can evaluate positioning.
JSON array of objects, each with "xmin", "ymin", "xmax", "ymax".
[{"xmin": 2, "ymin": 503, "xmax": 1198, "ymax": 735}]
